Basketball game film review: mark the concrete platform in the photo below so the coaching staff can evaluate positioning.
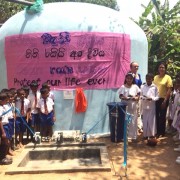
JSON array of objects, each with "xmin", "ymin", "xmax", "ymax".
[{"xmin": 5, "ymin": 142, "xmax": 111, "ymax": 174}]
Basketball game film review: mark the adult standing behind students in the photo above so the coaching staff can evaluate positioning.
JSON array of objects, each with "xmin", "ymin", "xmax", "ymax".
[
  {"xmin": 130, "ymin": 62, "xmax": 142, "ymax": 88},
  {"xmin": 153, "ymin": 62, "xmax": 173, "ymax": 138},
  {"xmin": 129, "ymin": 62, "xmax": 143, "ymax": 132}
]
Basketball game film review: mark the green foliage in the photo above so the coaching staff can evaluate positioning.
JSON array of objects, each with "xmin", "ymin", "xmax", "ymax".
[
  {"xmin": 0, "ymin": 0, "xmax": 118, "ymax": 24},
  {"xmin": 0, "ymin": 0, "xmax": 24, "ymax": 23},
  {"xmin": 134, "ymin": 0, "xmax": 180, "ymax": 80},
  {"xmin": 43, "ymin": 0, "xmax": 118, "ymax": 10}
]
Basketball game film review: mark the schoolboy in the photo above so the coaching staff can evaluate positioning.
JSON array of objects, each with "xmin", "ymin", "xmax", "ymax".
[
  {"xmin": 27, "ymin": 81, "xmax": 41, "ymax": 140},
  {"xmin": 141, "ymin": 73, "xmax": 159, "ymax": 140},
  {"xmin": 22, "ymin": 85, "xmax": 30, "ymax": 99},
  {"xmin": 0, "ymin": 92, "xmax": 12, "ymax": 165},
  {"xmin": 15, "ymin": 89, "xmax": 31, "ymax": 147},
  {"xmin": 37, "ymin": 88, "xmax": 56, "ymax": 141},
  {"xmin": 4, "ymin": 92, "xmax": 15, "ymax": 155},
  {"xmin": 42, "ymin": 82, "xmax": 54, "ymax": 101}
]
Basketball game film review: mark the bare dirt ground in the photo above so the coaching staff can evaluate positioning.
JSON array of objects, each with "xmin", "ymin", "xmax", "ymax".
[{"xmin": 0, "ymin": 133, "xmax": 180, "ymax": 180}]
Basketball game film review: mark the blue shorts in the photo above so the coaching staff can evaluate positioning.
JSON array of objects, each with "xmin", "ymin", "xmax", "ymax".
[
  {"xmin": 30, "ymin": 113, "xmax": 41, "ymax": 127},
  {"xmin": 40, "ymin": 111, "xmax": 54, "ymax": 126},
  {"xmin": 3, "ymin": 123, "xmax": 11, "ymax": 140},
  {"xmin": 8, "ymin": 118, "xmax": 15, "ymax": 137},
  {"xmin": 15, "ymin": 117, "xmax": 27, "ymax": 133}
]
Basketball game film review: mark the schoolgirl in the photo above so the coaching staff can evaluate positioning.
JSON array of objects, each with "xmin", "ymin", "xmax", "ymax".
[{"xmin": 118, "ymin": 73, "xmax": 140, "ymax": 141}]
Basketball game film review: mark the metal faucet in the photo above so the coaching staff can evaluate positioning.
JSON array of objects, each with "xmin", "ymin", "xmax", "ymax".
[{"xmin": 33, "ymin": 132, "xmax": 41, "ymax": 149}]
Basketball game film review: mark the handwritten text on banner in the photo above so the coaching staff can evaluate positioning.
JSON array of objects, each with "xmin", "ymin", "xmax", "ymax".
[{"xmin": 5, "ymin": 32, "xmax": 130, "ymax": 90}]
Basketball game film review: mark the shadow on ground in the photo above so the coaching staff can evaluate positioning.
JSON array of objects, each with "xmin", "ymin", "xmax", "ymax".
[{"xmin": 0, "ymin": 133, "xmax": 180, "ymax": 180}]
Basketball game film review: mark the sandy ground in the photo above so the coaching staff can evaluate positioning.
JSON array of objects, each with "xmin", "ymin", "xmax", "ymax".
[{"xmin": 0, "ymin": 133, "xmax": 180, "ymax": 180}]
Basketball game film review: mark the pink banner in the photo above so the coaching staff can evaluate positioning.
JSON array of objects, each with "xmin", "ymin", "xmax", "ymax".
[{"xmin": 5, "ymin": 32, "xmax": 130, "ymax": 90}]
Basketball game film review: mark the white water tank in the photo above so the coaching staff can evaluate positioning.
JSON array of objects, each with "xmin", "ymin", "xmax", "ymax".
[{"xmin": 0, "ymin": 2, "xmax": 147, "ymax": 134}]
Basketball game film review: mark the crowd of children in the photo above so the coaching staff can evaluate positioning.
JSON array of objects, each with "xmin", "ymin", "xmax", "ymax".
[{"xmin": 0, "ymin": 81, "xmax": 55, "ymax": 165}]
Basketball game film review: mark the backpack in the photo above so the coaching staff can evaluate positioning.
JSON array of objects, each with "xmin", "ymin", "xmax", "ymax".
[{"xmin": 75, "ymin": 88, "xmax": 87, "ymax": 113}]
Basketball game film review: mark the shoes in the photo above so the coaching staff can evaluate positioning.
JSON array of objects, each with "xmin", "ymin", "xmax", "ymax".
[
  {"xmin": 45, "ymin": 137, "xmax": 49, "ymax": 142},
  {"xmin": 173, "ymin": 134, "xmax": 179, "ymax": 142},
  {"xmin": 41, "ymin": 137, "xmax": 46, "ymax": 142},
  {"xmin": 174, "ymin": 147, "xmax": 180, "ymax": 152},
  {"xmin": 131, "ymin": 139, "xmax": 138, "ymax": 143},
  {"xmin": 176, "ymin": 159, "xmax": 180, "ymax": 164},
  {"xmin": 142, "ymin": 137, "xmax": 148, "ymax": 140},
  {"xmin": 41, "ymin": 137, "xmax": 51, "ymax": 142},
  {"xmin": 0, "ymin": 158, "xmax": 12, "ymax": 165}
]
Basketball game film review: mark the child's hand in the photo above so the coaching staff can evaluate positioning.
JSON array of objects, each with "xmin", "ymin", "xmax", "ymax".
[
  {"xmin": 161, "ymin": 101, "xmax": 166, "ymax": 109},
  {"xmin": 53, "ymin": 116, "xmax": 56, "ymax": 122},
  {"xmin": 1, "ymin": 132, "xmax": 6, "ymax": 139}
]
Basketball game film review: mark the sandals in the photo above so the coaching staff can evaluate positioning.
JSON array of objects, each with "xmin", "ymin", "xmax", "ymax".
[{"xmin": 0, "ymin": 158, "xmax": 12, "ymax": 165}]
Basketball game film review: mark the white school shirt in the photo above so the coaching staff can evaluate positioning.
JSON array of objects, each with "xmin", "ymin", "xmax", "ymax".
[
  {"xmin": 118, "ymin": 84, "xmax": 140, "ymax": 97},
  {"xmin": 28, "ymin": 91, "xmax": 41, "ymax": 114},
  {"xmin": 118, "ymin": 84, "xmax": 140, "ymax": 112},
  {"xmin": 141, "ymin": 83, "xmax": 159, "ymax": 109},
  {"xmin": 37, "ymin": 97, "xmax": 54, "ymax": 114},
  {"xmin": 3, "ymin": 103, "xmax": 14, "ymax": 119},
  {"xmin": 15, "ymin": 98, "xmax": 30, "ymax": 117},
  {"xmin": 174, "ymin": 91, "xmax": 180, "ymax": 111},
  {"xmin": 0, "ymin": 105, "xmax": 9, "ymax": 125},
  {"xmin": 49, "ymin": 91, "xmax": 54, "ymax": 101}
]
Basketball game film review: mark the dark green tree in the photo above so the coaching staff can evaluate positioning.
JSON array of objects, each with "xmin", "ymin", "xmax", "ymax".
[
  {"xmin": 0, "ymin": 0, "xmax": 118, "ymax": 24},
  {"xmin": 0, "ymin": 0, "xmax": 24, "ymax": 24},
  {"xmin": 133, "ymin": 0, "xmax": 180, "ymax": 79},
  {"xmin": 43, "ymin": 0, "xmax": 118, "ymax": 10}
]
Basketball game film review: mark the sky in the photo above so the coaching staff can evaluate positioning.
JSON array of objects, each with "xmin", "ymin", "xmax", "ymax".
[{"xmin": 117, "ymin": 0, "xmax": 179, "ymax": 20}]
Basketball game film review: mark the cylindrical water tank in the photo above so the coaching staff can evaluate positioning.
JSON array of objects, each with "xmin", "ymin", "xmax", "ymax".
[{"xmin": 0, "ymin": 2, "xmax": 148, "ymax": 134}]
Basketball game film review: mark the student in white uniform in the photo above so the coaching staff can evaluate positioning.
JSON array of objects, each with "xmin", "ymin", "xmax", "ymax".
[
  {"xmin": 37, "ymin": 88, "xmax": 56, "ymax": 141},
  {"xmin": 42, "ymin": 82, "xmax": 54, "ymax": 101},
  {"xmin": 172, "ymin": 78, "xmax": 180, "ymax": 142},
  {"xmin": 0, "ymin": 92, "xmax": 13, "ymax": 165},
  {"xmin": 141, "ymin": 73, "xmax": 159, "ymax": 140},
  {"xmin": 172, "ymin": 77, "xmax": 180, "ymax": 164},
  {"xmin": 15, "ymin": 89, "xmax": 31, "ymax": 148},
  {"xmin": 118, "ymin": 73, "xmax": 140, "ymax": 141},
  {"xmin": 28, "ymin": 81, "xmax": 41, "ymax": 136}
]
